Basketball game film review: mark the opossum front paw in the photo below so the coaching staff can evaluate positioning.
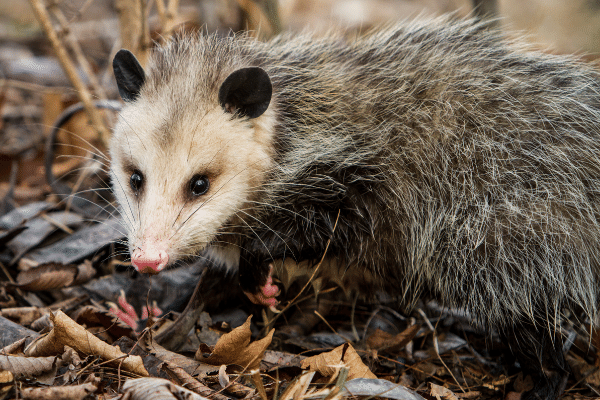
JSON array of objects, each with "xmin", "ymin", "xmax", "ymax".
[
  {"xmin": 243, "ymin": 264, "xmax": 280, "ymax": 311},
  {"xmin": 108, "ymin": 290, "xmax": 162, "ymax": 331}
]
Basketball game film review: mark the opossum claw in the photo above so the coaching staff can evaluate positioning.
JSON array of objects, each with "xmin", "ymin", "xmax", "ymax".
[
  {"xmin": 244, "ymin": 265, "xmax": 280, "ymax": 308},
  {"xmin": 108, "ymin": 291, "xmax": 163, "ymax": 331}
]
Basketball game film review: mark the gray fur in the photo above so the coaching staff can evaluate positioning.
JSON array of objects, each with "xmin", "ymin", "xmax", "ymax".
[{"xmin": 112, "ymin": 18, "xmax": 600, "ymax": 394}]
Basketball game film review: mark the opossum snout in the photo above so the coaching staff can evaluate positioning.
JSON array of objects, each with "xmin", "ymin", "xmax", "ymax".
[{"xmin": 131, "ymin": 244, "xmax": 169, "ymax": 274}]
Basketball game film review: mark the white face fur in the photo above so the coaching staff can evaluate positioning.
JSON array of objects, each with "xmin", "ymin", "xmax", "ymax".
[{"xmin": 110, "ymin": 50, "xmax": 275, "ymax": 271}]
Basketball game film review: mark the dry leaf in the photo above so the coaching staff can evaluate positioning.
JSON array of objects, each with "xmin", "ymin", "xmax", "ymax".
[
  {"xmin": 21, "ymin": 382, "xmax": 97, "ymax": 400},
  {"xmin": 344, "ymin": 378, "xmax": 425, "ymax": 400},
  {"xmin": 261, "ymin": 350, "xmax": 306, "ymax": 370},
  {"xmin": 301, "ymin": 343, "xmax": 376, "ymax": 381},
  {"xmin": 0, "ymin": 337, "xmax": 28, "ymax": 355},
  {"xmin": 0, "ymin": 307, "xmax": 44, "ymax": 326},
  {"xmin": 366, "ymin": 325, "xmax": 419, "ymax": 352},
  {"xmin": 430, "ymin": 383, "xmax": 458, "ymax": 400},
  {"xmin": 218, "ymin": 364, "xmax": 229, "ymax": 388},
  {"xmin": 121, "ymin": 378, "xmax": 210, "ymax": 400},
  {"xmin": 142, "ymin": 336, "xmax": 217, "ymax": 377},
  {"xmin": 279, "ymin": 371, "xmax": 315, "ymax": 400},
  {"xmin": 197, "ymin": 316, "xmax": 274, "ymax": 371},
  {"xmin": 0, "ymin": 370, "xmax": 14, "ymax": 399},
  {"xmin": 160, "ymin": 359, "xmax": 218, "ymax": 398},
  {"xmin": 24, "ymin": 310, "xmax": 148, "ymax": 377},
  {"xmin": 14, "ymin": 261, "xmax": 95, "ymax": 291},
  {"xmin": 0, "ymin": 355, "xmax": 57, "ymax": 383}
]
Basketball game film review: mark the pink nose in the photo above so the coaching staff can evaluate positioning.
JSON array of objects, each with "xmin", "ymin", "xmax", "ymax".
[{"xmin": 131, "ymin": 247, "xmax": 169, "ymax": 274}]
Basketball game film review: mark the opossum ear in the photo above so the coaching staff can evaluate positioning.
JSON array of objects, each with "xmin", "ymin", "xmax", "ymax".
[
  {"xmin": 219, "ymin": 67, "xmax": 272, "ymax": 118},
  {"xmin": 113, "ymin": 49, "xmax": 146, "ymax": 102}
]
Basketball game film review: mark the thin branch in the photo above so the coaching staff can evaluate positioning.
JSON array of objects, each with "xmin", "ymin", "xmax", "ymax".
[
  {"xmin": 48, "ymin": 3, "xmax": 108, "ymax": 101},
  {"xmin": 28, "ymin": 0, "xmax": 111, "ymax": 144}
]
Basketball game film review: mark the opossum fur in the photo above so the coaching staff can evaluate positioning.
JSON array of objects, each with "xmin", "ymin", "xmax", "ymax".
[{"xmin": 110, "ymin": 17, "xmax": 600, "ymax": 399}]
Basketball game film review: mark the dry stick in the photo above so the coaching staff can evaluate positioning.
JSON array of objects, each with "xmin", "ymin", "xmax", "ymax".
[
  {"xmin": 115, "ymin": 0, "xmax": 150, "ymax": 66},
  {"xmin": 155, "ymin": 0, "xmax": 180, "ymax": 40},
  {"xmin": 28, "ymin": 0, "xmax": 110, "ymax": 145},
  {"xmin": 416, "ymin": 308, "xmax": 465, "ymax": 394},
  {"xmin": 67, "ymin": 0, "xmax": 95, "ymax": 24},
  {"xmin": 49, "ymin": 5, "xmax": 108, "ymax": 101},
  {"xmin": 314, "ymin": 310, "xmax": 347, "ymax": 343},
  {"xmin": 0, "ymin": 79, "xmax": 70, "ymax": 94}
]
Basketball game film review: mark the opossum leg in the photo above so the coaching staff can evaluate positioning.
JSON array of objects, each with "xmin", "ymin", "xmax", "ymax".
[
  {"xmin": 504, "ymin": 321, "xmax": 569, "ymax": 400},
  {"xmin": 239, "ymin": 254, "xmax": 280, "ymax": 307},
  {"xmin": 244, "ymin": 264, "xmax": 280, "ymax": 307}
]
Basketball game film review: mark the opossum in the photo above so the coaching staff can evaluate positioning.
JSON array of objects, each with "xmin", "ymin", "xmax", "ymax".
[{"xmin": 109, "ymin": 17, "xmax": 600, "ymax": 399}]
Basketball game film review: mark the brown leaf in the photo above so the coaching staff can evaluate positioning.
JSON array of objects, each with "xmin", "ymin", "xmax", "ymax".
[
  {"xmin": 197, "ymin": 316, "xmax": 274, "ymax": 371},
  {"xmin": 430, "ymin": 382, "xmax": 458, "ymax": 400},
  {"xmin": 301, "ymin": 343, "xmax": 376, "ymax": 380},
  {"xmin": 14, "ymin": 262, "xmax": 95, "ymax": 291},
  {"xmin": 366, "ymin": 325, "xmax": 420, "ymax": 352},
  {"xmin": 121, "ymin": 378, "xmax": 208, "ymax": 400},
  {"xmin": 160, "ymin": 358, "xmax": 232, "ymax": 400},
  {"xmin": 24, "ymin": 310, "xmax": 148, "ymax": 377},
  {"xmin": 261, "ymin": 350, "xmax": 306, "ymax": 371},
  {"xmin": 0, "ymin": 307, "xmax": 44, "ymax": 326},
  {"xmin": 344, "ymin": 378, "xmax": 425, "ymax": 400},
  {"xmin": 279, "ymin": 371, "xmax": 315, "ymax": 400},
  {"xmin": 21, "ymin": 382, "xmax": 97, "ymax": 400},
  {"xmin": 141, "ymin": 336, "xmax": 217, "ymax": 377},
  {"xmin": 0, "ymin": 370, "xmax": 14, "ymax": 400},
  {"xmin": 0, "ymin": 354, "xmax": 57, "ymax": 382}
]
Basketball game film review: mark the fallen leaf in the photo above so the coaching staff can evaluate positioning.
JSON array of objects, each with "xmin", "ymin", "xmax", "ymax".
[
  {"xmin": 24, "ymin": 310, "xmax": 148, "ymax": 377},
  {"xmin": 0, "ymin": 202, "xmax": 52, "ymax": 230},
  {"xmin": 430, "ymin": 383, "xmax": 458, "ymax": 400},
  {"xmin": 0, "ymin": 370, "xmax": 13, "ymax": 400},
  {"xmin": 366, "ymin": 325, "xmax": 420, "ymax": 352},
  {"xmin": 121, "ymin": 378, "xmax": 210, "ymax": 400},
  {"xmin": 218, "ymin": 364, "xmax": 229, "ymax": 388},
  {"xmin": 261, "ymin": 349, "xmax": 306, "ymax": 370},
  {"xmin": 21, "ymin": 382, "xmax": 96, "ymax": 400},
  {"xmin": 197, "ymin": 316, "xmax": 274, "ymax": 371},
  {"xmin": 279, "ymin": 371, "xmax": 316, "ymax": 400},
  {"xmin": 139, "ymin": 336, "xmax": 217, "ymax": 377},
  {"xmin": 0, "ymin": 355, "xmax": 57, "ymax": 383},
  {"xmin": 301, "ymin": 343, "xmax": 377, "ymax": 380},
  {"xmin": 0, "ymin": 307, "xmax": 44, "ymax": 326},
  {"xmin": 7, "ymin": 211, "xmax": 83, "ymax": 259},
  {"xmin": 26, "ymin": 217, "xmax": 124, "ymax": 265},
  {"xmin": 344, "ymin": 378, "xmax": 425, "ymax": 400},
  {"xmin": 14, "ymin": 261, "xmax": 95, "ymax": 291}
]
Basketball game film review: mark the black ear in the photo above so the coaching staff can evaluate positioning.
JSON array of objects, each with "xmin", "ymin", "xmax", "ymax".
[
  {"xmin": 113, "ymin": 49, "xmax": 146, "ymax": 102},
  {"xmin": 218, "ymin": 67, "xmax": 272, "ymax": 118}
]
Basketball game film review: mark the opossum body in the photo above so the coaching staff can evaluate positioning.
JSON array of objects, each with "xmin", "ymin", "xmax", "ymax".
[{"xmin": 110, "ymin": 18, "xmax": 600, "ymax": 399}]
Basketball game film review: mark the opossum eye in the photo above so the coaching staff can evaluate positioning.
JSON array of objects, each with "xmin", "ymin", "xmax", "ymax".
[
  {"xmin": 130, "ymin": 170, "xmax": 143, "ymax": 194},
  {"xmin": 190, "ymin": 175, "xmax": 210, "ymax": 196}
]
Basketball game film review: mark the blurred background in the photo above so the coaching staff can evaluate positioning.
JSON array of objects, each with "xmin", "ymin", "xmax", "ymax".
[{"xmin": 1, "ymin": 0, "xmax": 600, "ymax": 206}]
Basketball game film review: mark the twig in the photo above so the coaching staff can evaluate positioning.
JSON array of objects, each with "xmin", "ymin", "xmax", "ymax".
[
  {"xmin": 156, "ymin": 0, "xmax": 180, "ymax": 40},
  {"xmin": 115, "ymin": 0, "xmax": 150, "ymax": 67},
  {"xmin": 49, "ymin": 4, "xmax": 108, "ymax": 101},
  {"xmin": 314, "ymin": 310, "xmax": 348, "ymax": 343},
  {"xmin": 0, "ymin": 78, "xmax": 72, "ymax": 94},
  {"xmin": 417, "ymin": 308, "xmax": 465, "ymax": 393},
  {"xmin": 28, "ymin": 0, "xmax": 111, "ymax": 145}
]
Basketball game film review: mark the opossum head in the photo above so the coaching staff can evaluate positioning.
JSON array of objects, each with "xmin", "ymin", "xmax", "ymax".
[{"xmin": 109, "ymin": 48, "xmax": 275, "ymax": 273}]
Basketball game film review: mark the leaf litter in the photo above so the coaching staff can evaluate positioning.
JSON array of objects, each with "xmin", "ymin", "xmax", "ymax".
[{"xmin": 2, "ymin": 1, "xmax": 600, "ymax": 400}]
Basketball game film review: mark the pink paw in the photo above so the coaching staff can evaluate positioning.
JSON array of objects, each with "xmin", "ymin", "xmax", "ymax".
[
  {"xmin": 244, "ymin": 266, "xmax": 280, "ymax": 310},
  {"xmin": 108, "ymin": 290, "xmax": 162, "ymax": 331}
]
